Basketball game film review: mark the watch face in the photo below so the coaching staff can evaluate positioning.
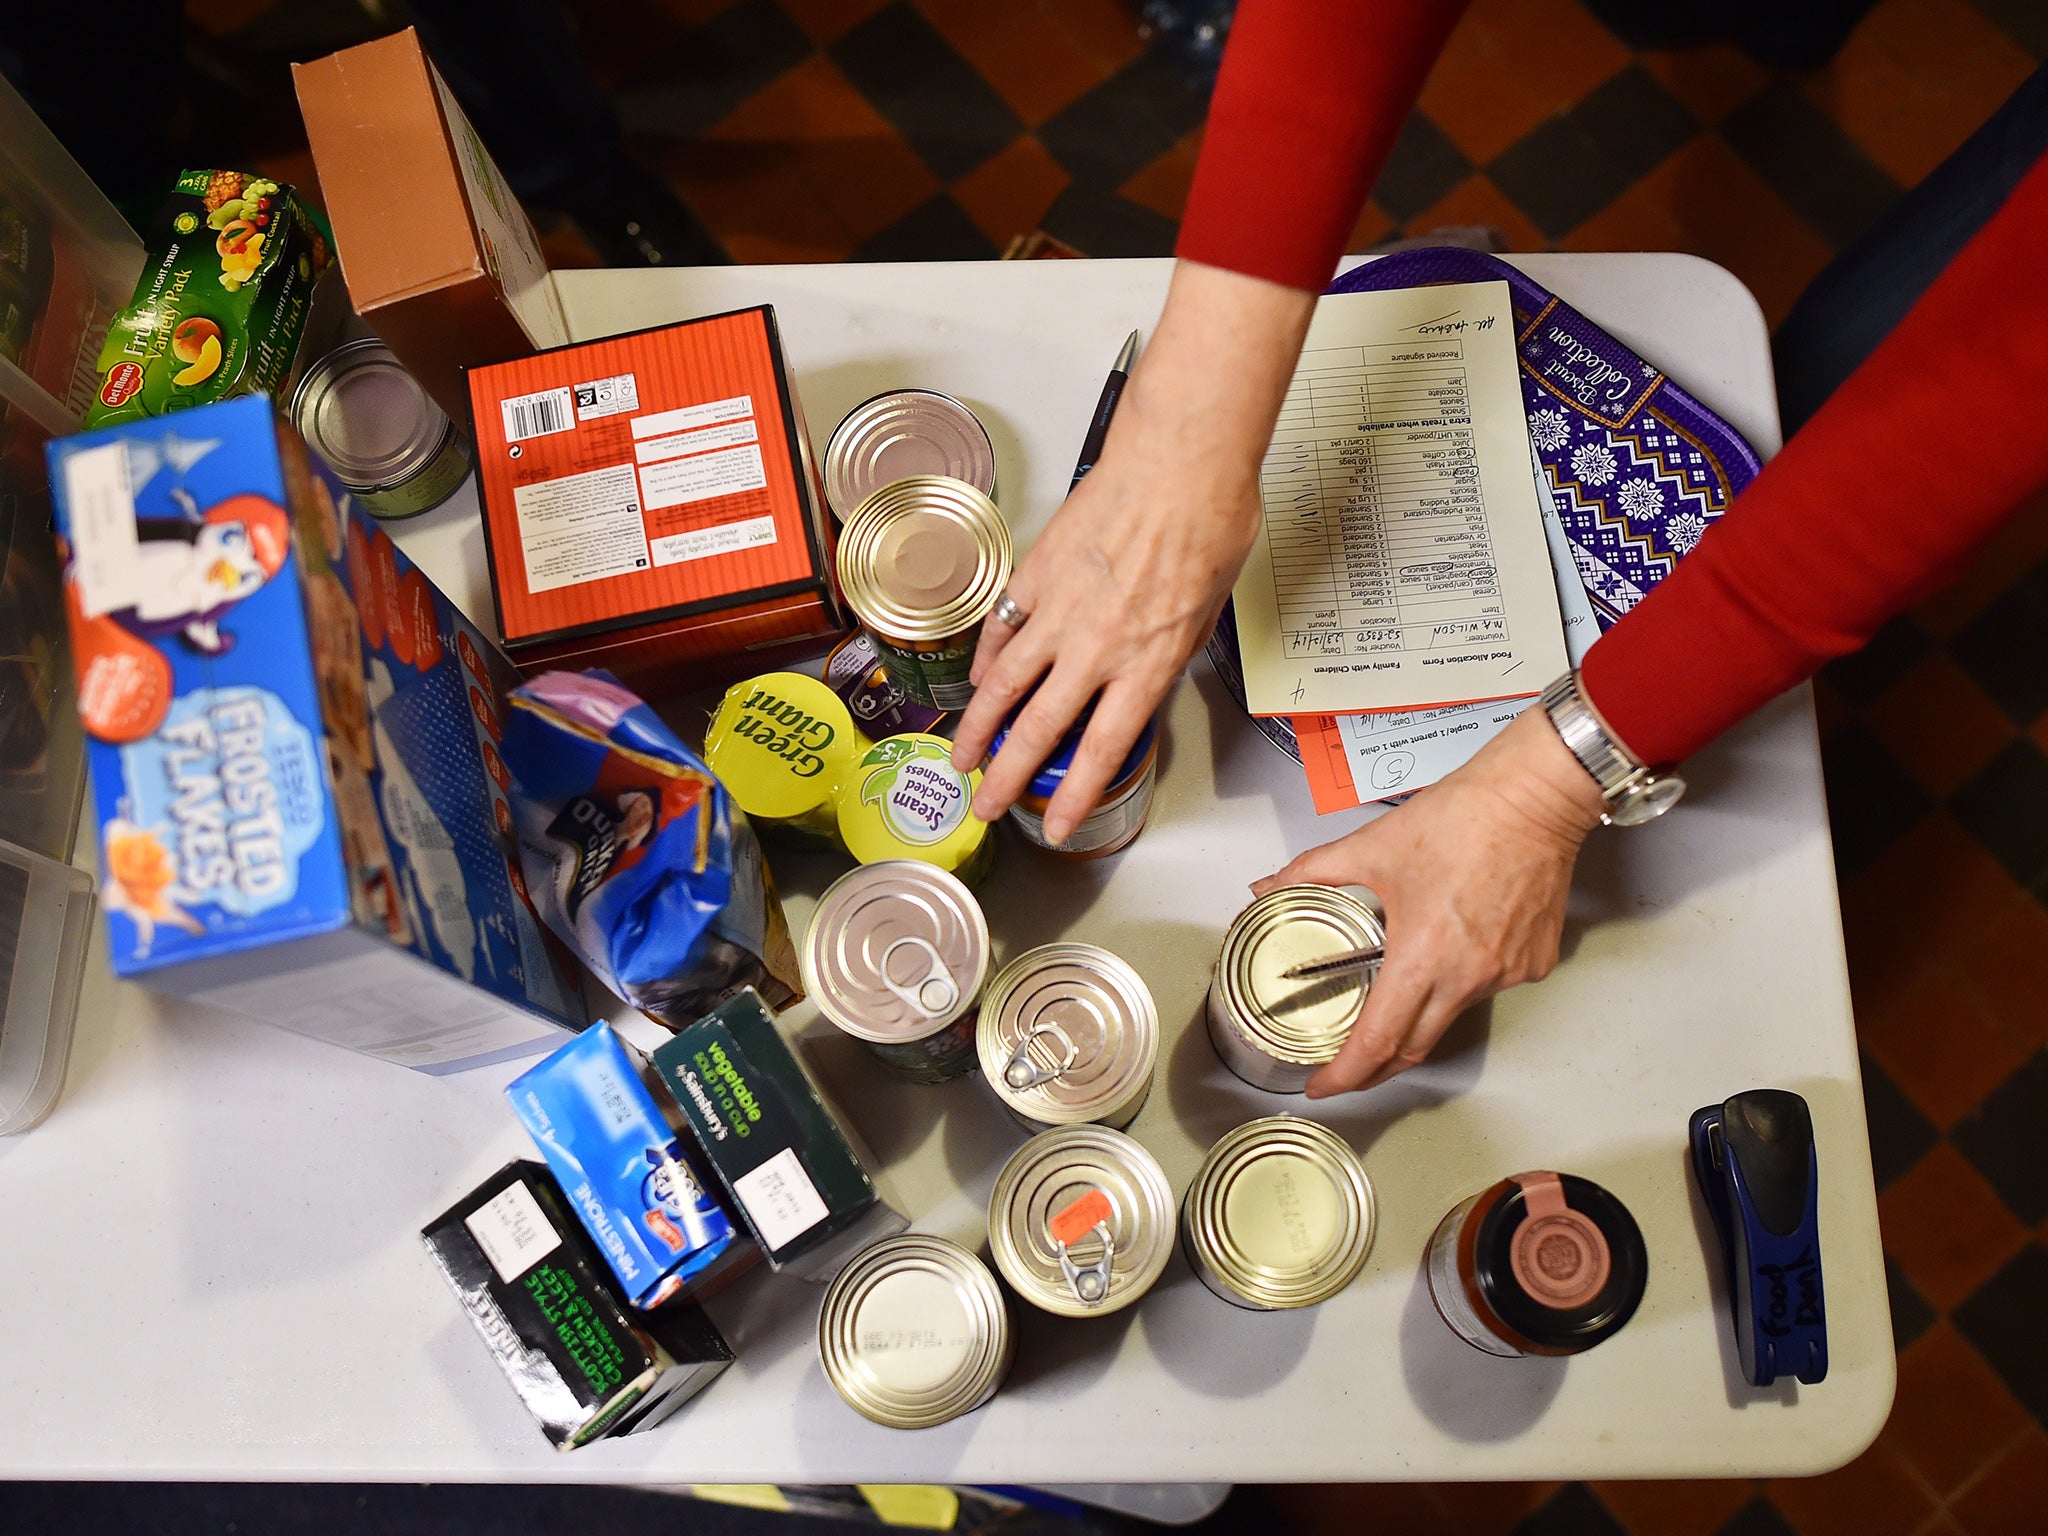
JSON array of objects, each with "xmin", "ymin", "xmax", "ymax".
[{"xmin": 1610, "ymin": 774, "xmax": 1687, "ymax": 827}]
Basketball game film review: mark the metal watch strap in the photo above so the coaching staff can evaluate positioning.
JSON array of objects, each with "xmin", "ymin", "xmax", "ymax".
[{"xmin": 1540, "ymin": 671, "xmax": 1645, "ymax": 798}]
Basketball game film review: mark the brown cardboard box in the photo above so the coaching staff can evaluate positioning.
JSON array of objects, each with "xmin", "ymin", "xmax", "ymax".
[{"xmin": 292, "ymin": 28, "xmax": 569, "ymax": 420}]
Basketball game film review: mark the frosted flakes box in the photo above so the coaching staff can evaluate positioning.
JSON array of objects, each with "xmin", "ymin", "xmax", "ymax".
[{"xmin": 47, "ymin": 393, "xmax": 585, "ymax": 1072}]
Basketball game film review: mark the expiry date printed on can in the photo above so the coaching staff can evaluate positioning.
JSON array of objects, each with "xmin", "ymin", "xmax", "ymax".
[
  {"xmin": 465, "ymin": 1182, "xmax": 563, "ymax": 1284},
  {"xmin": 731, "ymin": 1146, "xmax": 830, "ymax": 1251},
  {"xmin": 513, "ymin": 463, "xmax": 651, "ymax": 594}
]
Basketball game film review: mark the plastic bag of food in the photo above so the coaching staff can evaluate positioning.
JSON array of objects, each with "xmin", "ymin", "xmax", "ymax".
[{"xmin": 502, "ymin": 670, "xmax": 800, "ymax": 1026}]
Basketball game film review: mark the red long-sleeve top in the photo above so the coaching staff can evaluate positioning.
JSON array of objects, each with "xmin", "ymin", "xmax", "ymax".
[{"xmin": 1177, "ymin": 0, "xmax": 2048, "ymax": 764}]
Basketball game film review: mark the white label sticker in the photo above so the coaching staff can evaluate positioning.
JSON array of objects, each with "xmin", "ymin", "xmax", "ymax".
[
  {"xmin": 63, "ymin": 443, "xmax": 142, "ymax": 618},
  {"xmin": 465, "ymin": 1181, "xmax": 563, "ymax": 1283},
  {"xmin": 630, "ymin": 395, "xmax": 753, "ymax": 439},
  {"xmin": 512, "ymin": 462, "xmax": 649, "ymax": 593},
  {"xmin": 650, "ymin": 514, "xmax": 778, "ymax": 568},
  {"xmin": 500, "ymin": 387, "xmax": 576, "ymax": 443},
  {"xmin": 639, "ymin": 444, "xmax": 768, "ymax": 510},
  {"xmin": 634, "ymin": 417, "xmax": 759, "ymax": 465},
  {"xmin": 575, "ymin": 372, "xmax": 639, "ymax": 421},
  {"xmin": 731, "ymin": 1146, "xmax": 829, "ymax": 1252}
]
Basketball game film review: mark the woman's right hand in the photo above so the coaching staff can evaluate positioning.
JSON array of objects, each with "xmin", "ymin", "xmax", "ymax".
[{"xmin": 950, "ymin": 260, "xmax": 1317, "ymax": 843}]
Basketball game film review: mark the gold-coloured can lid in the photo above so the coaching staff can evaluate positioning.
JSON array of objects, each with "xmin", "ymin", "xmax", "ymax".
[
  {"xmin": 802, "ymin": 860, "xmax": 989, "ymax": 1044},
  {"xmin": 1214, "ymin": 886, "xmax": 1385, "ymax": 1067},
  {"xmin": 836, "ymin": 475, "xmax": 1011, "ymax": 644},
  {"xmin": 818, "ymin": 1234, "xmax": 1012, "ymax": 1429},
  {"xmin": 987, "ymin": 1125, "xmax": 1175, "ymax": 1317},
  {"xmin": 1183, "ymin": 1115, "xmax": 1376, "ymax": 1309},
  {"xmin": 977, "ymin": 944, "xmax": 1157, "ymax": 1126}
]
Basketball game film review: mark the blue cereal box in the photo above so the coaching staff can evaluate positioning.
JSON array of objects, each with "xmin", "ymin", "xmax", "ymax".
[
  {"xmin": 508, "ymin": 1021, "xmax": 747, "ymax": 1307},
  {"xmin": 47, "ymin": 394, "xmax": 585, "ymax": 1071}
]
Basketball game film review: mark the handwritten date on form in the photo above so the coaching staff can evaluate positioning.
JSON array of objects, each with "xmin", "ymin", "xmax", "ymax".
[{"xmin": 1229, "ymin": 280, "xmax": 1568, "ymax": 717}]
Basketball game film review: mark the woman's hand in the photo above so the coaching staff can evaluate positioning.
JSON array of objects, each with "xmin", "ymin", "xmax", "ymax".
[
  {"xmin": 950, "ymin": 261, "xmax": 1315, "ymax": 844},
  {"xmin": 1255, "ymin": 705, "xmax": 1609, "ymax": 1098}
]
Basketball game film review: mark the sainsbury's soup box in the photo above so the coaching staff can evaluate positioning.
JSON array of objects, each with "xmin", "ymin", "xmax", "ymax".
[{"xmin": 47, "ymin": 394, "xmax": 585, "ymax": 1071}]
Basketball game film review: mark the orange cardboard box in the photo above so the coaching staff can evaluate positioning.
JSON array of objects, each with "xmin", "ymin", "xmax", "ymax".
[
  {"xmin": 292, "ymin": 28, "xmax": 569, "ymax": 420},
  {"xmin": 466, "ymin": 306, "xmax": 845, "ymax": 699}
]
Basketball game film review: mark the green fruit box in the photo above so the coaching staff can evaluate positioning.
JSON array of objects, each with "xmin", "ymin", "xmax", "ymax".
[{"xmin": 83, "ymin": 169, "xmax": 329, "ymax": 428}]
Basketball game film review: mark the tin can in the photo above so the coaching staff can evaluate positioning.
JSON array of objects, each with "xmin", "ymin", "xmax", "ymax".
[
  {"xmin": 825, "ymin": 629, "xmax": 945, "ymax": 739},
  {"xmin": 704, "ymin": 671, "xmax": 866, "ymax": 848},
  {"xmin": 987, "ymin": 1125, "xmax": 1176, "ymax": 1317},
  {"xmin": 818, "ymin": 1234, "xmax": 1013, "ymax": 1428},
  {"xmin": 290, "ymin": 337, "xmax": 471, "ymax": 519},
  {"xmin": 1181, "ymin": 1115, "xmax": 1376, "ymax": 1311},
  {"xmin": 1206, "ymin": 886, "xmax": 1386, "ymax": 1093},
  {"xmin": 803, "ymin": 861, "xmax": 990, "ymax": 1083},
  {"xmin": 1425, "ymin": 1171, "xmax": 1648, "ymax": 1358},
  {"xmin": 836, "ymin": 476, "xmax": 1011, "ymax": 712},
  {"xmin": 835, "ymin": 734, "xmax": 995, "ymax": 888},
  {"xmin": 993, "ymin": 709, "xmax": 1160, "ymax": 859},
  {"xmin": 824, "ymin": 390, "xmax": 997, "ymax": 523},
  {"xmin": 977, "ymin": 944, "xmax": 1157, "ymax": 1131}
]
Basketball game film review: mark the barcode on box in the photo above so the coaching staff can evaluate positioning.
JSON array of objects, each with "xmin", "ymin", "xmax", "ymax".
[
  {"xmin": 501, "ymin": 387, "xmax": 576, "ymax": 443},
  {"xmin": 731, "ymin": 1147, "xmax": 830, "ymax": 1252}
]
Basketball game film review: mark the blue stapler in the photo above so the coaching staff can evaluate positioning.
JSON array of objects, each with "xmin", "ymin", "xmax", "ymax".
[{"xmin": 1689, "ymin": 1088, "xmax": 1828, "ymax": 1387}]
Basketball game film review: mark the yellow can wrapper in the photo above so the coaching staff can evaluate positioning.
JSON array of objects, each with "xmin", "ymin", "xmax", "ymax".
[
  {"xmin": 705, "ymin": 673, "xmax": 866, "ymax": 847},
  {"xmin": 835, "ymin": 734, "xmax": 994, "ymax": 886}
]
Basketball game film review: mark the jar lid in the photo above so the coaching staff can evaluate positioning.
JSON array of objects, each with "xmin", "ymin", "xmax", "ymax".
[
  {"xmin": 802, "ymin": 861, "xmax": 989, "ymax": 1044},
  {"xmin": 977, "ymin": 944, "xmax": 1158, "ymax": 1126},
  {"xmin": 836, "ymin": 477, "xmax": 1011, "ymax": 643},
  {"xmin": 704, "ymin": 672, "xmax": 864, "ymax": 822},
  {"xmin": 1214, "ymin": 886, "xmax": 1384, "ymax": 1066},
  {"xmin": 818, "ymin": 1234, "xmax": 1011, "ymax": 1428},
  {"xmin": 1183, "ymin": 1115, "xmax": 1376, "ymax": 1309},
  {"xmin": 834, "ymin": 734, "xmax": 988, "ymax": 877},
  {"xmin": 987, "ymin": 1126, "xmax": 1175, "ymax": 1317},
  {"xmin": 989, "ymin": 704, "xmax": 1158, "ymax": 801},
  {"xmin": 1473, "ymin": 1171, "xmax": 1647, "ymax": 1351},
  {"xmin": 824, "ymin": 391, "xmax": 995, "ymax": 521}
]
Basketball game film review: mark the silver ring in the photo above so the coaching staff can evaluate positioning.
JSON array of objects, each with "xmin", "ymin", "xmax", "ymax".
[{"xmin": 991, "ymin": 592, "xmax": 1029, "ymax": 629}]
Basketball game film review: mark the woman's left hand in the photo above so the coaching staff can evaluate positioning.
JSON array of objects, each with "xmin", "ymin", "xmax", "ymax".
[{"xmin": 1254, "ymin": 705, "xmax": 1608, "ymax": 1098}]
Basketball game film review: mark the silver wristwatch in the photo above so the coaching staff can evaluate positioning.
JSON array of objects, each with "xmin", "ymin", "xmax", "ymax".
[{"xmin": 1540, "ymin": 671, "xmax": 1686, "ymax": 827}]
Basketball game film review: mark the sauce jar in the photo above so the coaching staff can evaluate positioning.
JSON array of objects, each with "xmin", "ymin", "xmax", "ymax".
[
  {"xmin": 990, "ymin": 709, "xmax": 1159, "ymax": 858},
  {"xmin": 834, "ymin": 733, "xmax": 994, "ymax": 887}
]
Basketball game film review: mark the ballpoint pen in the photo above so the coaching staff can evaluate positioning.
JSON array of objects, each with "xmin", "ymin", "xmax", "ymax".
[{"xmin": 1070, "ymin": 329, "xmax": 1141, "ymax": 488}]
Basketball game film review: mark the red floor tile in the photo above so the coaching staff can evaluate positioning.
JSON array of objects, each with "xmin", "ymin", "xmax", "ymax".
[
  {"xmin": 1640, "ymin": 43, "xmax": 1770, "ymax": 125},
  {"xmin": 1423, "ymin": 1481, "xmax": 1562, "ymax": 1536},
  {"xmin": 1347, "ymin": 199, "xmax": 1398, "ymax": 255},
  {"xmin": 1878, "ymin": 1144, "xmax": 2032, "ymax": 1310},
  {"xmin": 1402, "ymin": 172, "xmax": 1549, "ymax": 253},
  {"xmin": 1119, "ymin": 126, "xmax": 1204, "ymax": 223},
  {"xmin": 1950, "ymin": 1426, "xmax": 2048, "ymax": 1536},
  {"xmin": 1864, "ymin": 654, "xmax": 2018, "ymax": 800},
  {"xmin": 915, "ymin": 0, "xmax": 1143, "ymax": 127},
  {"xmin": 1265, "ymin": 1482, "xmax": 1462, "ymax": 1536},
  {"xmin": 779, "ymin": 0, "xmax": 893, "ymax": 45},
  {"xmin": 1840, "ymin": 816, "xmax": 2031, "ymax": 1001},
  {"xmin": 1590, "ymin": 1477, "xmax": 1757, "ymax": 1536},
  {"xmin": 1418, "ymin": 0, "xmax": 1634, "ymax": 165},
  {"xmin": 952, "ymin": 135, "xmax": 1071, "ymax": 249},
  {"xmin": 1913, "ymin": 487, "xmax": 2048, "ymax": 638},
  {"xmin": 1953, "ymin": 893, "xmax": 2048, "ymax": 1059},
  {"xmin": 1861, "ymin": 964, "xmax": 2039, "ymax": 1129},
  {"xmin": 1769, "ymin": 1440, "xmax": 1938, "ymax": 1536},
  {"xmin": 1881, "ymin": 1323, "xmax": 2032, "ymax": 1497}
]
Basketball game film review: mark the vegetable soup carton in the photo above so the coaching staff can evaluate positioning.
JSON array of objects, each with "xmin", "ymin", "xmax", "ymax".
[{"xmin": 47, "ymin": 394, "xmax": 584, "ymax": 1071}]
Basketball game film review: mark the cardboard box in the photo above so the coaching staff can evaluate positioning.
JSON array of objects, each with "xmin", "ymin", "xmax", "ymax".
[
  {"xmin": 466, "ymin": 308, "xmax": 846, "ymax": 700},
  {"xmin": 292, "ymin": 28, "xmax": 568, "ymax": 421},
  {"xmin": 422, "ymin": 1161, "xmax": 733, "ymax": 1450},
  {"xmin": 47, "ymin": 395, "xmax": 586, "ymax": 1072}
]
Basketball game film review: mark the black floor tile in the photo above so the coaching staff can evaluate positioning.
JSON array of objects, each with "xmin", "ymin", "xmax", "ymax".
[
  {"xmin": 613, "ymin": 0, "xmax": 813, "ymax": 141},
  {"xmin": 1821, "ymin": 614, "xmax": 1933, "ymax": 707},
  {"xmin": 830, "ymin": 2, "xmax": 1023, "ymax": 182},
  {"xmin": 1974, "ymin": 0, "xmax": 2048, "ymax": 59},
  {"xmin": 1948, "ymin": 559, "xmax": 2048, "ymax": 725},
  {"xmin": 1953, "ymin": 1047, "xmax": 2048, "ymax": 1224},
  {"xmin": 1886, "ymin": 1255, "xmax": 1937, "ymax": 1351},
  {"xmin": 1371, "ymin": 113, "xmax": 1472, "ymax": 224},
  {"xmin": 1036, "ymin": 50, "xmax": 1209, "ymax": 190},
  {"xmin": 1949, "ymin": 737, "xmax": 2048, "ymax": 891},
  {"xmin": 1821, "ymin": 725, "xmax": 1933, "ymax": 877},
  {"xmin": 1716, "ymin": 1495, "xmax": 1800, "ymax": 1536},
  {"xmin": 1487, "ymin": 65, "xmax": 1697, "ymax": 238},
  {"xmin": 1039, "ymin": 182, "xmax": 1181, "ymax": 257},
  {"xmin": 1862, "ymin": 1051, "xmax": 1938, "ymax": 1192},
  {"xmin": 1720, "ymin": 79, "xmax": 1901, "ymax": 249},
  {"xmin": 856, "ymin": 193, "xmax": 1001, "ymax": 262},
  {"xmin": 1952, "ymin": 1241, "xmax": 2048, "ymax": 1424},
  {"xmin": 1512, "ymin": 1483, "xmax": 1628, "ymax": 1536}
]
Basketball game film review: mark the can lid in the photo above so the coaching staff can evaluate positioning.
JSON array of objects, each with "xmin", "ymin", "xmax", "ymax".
[
  {"xmin": 825, "ymin": 391, "xmax": 996, "ymax": 521},
  {"xmin": 1183, "ymin": 1115, "xmax": 1376, "ymax": 1308},
  {"xmin": 990, "ymin": 704, "xmax": 1158, "ymax": 801},
  {"xmin": 704, "ymin": 672, "xmax": 864, "ymax": 822},
  {"xmin": 836, "ymin": 476, "xmax": 1011, "ymax": 643},
  {"xmin": 835, "ymin": 735, "xmax": 990, "ymax": 878},
  {"xmin": 819, "ymin": 1234, "xmax": 1010, "ymax": 1429},
  {"xmin": 987, "ymin": 1126, "xmax": 1175, "ymax": 1317},
  {"xmin": 803, "ymin": 861, "xmax": 989, "ymax": 1044},
  {"xmin": 1215, "ymin": 886, "xmax": 1384, "ymax": 1067},
  {"xmin": 291, "ymin": 339, "xmax": 450, "ymax": 489},
  {"xmin": 977, "ymin": 944, "xmax": 1158, "ymax": 1125}
]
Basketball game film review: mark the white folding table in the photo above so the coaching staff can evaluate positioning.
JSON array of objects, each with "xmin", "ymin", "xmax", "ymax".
[{"xmin": 0, "ymin": 254, "xmax": 1890, "ymax": 1494}]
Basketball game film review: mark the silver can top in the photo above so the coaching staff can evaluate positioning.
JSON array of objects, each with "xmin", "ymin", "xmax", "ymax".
[
  {"xmin": 825, "ymin": 390, "xmax": 996, "ymax": 522},
  {"xmin": 1214, "ymin": 886, "xmax": 1385, "ymax": 1067},
  {"xmin": 818, "ymin": 1234, "xmax": 1011, "ymax": 1429},
  {"xmin": 1183, "ymin": 1115, "xmax": 1376, "ymax": 1309},
  {"xmin": 836, "ymin": 476, "xmax": 1012, "ymax": 644},
  {"xmin": 290, "ymin": 337, "xmax": 452, "ymax": 490},
  {"xmin": 802, "ymin": 860, "xmax": 990, "ymax": 1044},
  {"xmin": 977, "ymin": 943, "xmax": 1157, "ymax": 1126},
  {"xmin": 987, "ymin": 1125, "xmax": 1175, "ymax": 1317}
]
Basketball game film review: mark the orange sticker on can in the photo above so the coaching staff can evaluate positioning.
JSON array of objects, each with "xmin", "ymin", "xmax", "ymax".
[{"xmin": 1048, "ymin": 1188, "xmax": 1113, "ymax": 1246}]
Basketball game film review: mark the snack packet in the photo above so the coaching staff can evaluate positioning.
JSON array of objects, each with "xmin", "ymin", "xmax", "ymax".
[{"xmin": 502, "ymin": 670, "xmax": 800, "ymax": 1025}]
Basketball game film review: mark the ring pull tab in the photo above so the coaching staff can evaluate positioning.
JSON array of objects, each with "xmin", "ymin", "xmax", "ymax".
[
  {"xmin": 1002, "ymin": 1021, "xmax": 1079, "ymax": 1091},
  {"xmin": 879, "ymin": 934, "xmax": 958, "ymax": 1018},
  {"xmin": 1056, "ymin": 1222, "xmax": 1115, "ymax": 1307}
]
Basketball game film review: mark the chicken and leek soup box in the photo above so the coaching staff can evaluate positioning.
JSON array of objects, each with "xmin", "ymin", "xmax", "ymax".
[{"xmin": 46, "ymin": 394, "xmax": 584, "ymax": 1071}]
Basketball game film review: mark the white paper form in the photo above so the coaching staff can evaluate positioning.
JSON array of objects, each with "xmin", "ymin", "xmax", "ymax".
[{"xmin": 1231, "ymin": 281, "xmax": 1568, "ymax": 716}]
